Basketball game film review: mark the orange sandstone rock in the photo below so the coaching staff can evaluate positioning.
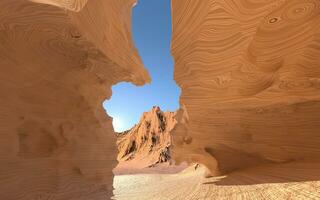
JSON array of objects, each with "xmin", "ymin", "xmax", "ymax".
[
  {"xmin": 0, "ymin": 0, "xmax": 149, "ymax": 199},
  {"xmin": 115, "ymin": 106, "xmax": 177, "ymax": 173},
  {"xmin": 171, "ymin": 0, "xmax": 320, "ymax": 176}
]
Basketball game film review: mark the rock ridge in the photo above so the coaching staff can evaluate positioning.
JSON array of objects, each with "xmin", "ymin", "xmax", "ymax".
[{"xmin": 116, "ymin": 106, "xmax": 177, "ymax": 170}]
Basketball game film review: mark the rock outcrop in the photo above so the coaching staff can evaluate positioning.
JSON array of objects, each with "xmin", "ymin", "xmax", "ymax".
[
  {"xmin": 0, "ymin": 0, "xmax": 149, "ymax": 199},
  {"xmin": 171, "ymin": 0, "xmax": 320, "ymax": 177},
  {"xmin": 2, "ymin": 0, "xmax": 320, "ymax": 199},
  {"xmin": 116, "ymin": 106, "xmax": 177, "ymax": 170}
]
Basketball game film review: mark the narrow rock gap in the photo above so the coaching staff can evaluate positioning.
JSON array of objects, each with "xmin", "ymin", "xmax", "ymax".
[
  {"xmin": 102, "ymin": 0, "xmax": 185, "ymax": 188},
  {"xmin": 103, "ymin": 0, "xmax": 180, "ymax": 132}
]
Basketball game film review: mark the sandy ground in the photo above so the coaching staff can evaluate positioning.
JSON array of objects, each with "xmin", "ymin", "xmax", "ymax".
[
  {"xmin": 113, "ymin": 161, "xmax": 188, "ymax": 175},
  {"xmin": 113, "ymin": 163, "xmax": 320, "ymax": 200}
]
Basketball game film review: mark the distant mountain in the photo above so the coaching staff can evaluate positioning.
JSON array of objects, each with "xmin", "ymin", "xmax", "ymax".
[{"xmin": 115, "ymin": 106, "xmax": 177, "ymax": 170}]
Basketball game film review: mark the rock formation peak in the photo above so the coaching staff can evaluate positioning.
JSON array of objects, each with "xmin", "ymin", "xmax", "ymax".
[{"xmin": 115, "ymin": 107, "xmax": 177, "ymax": 171}]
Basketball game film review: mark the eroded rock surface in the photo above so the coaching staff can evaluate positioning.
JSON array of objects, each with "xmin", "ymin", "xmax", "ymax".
[
  {"xmin": 0, "ymin": 0, "xmax": 149, "ymax": 199},
  {"xmin": 2, "ymin": 0, "xmax": 320, "ymax": 199},
  {"xmin": 114, "ymin": 106, "xmax": 178, "ymax": 174},
  {"xmin": 171, "ymin": 0, "xmax": 320, "ymax": 178}
]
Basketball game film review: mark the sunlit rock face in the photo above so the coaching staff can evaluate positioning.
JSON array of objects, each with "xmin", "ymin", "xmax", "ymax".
[
  {"xmin": 0, "ymin": 0, "xmax": 149, "ymax": 199},
  {"xmin": 171, "ymin": 0, "xmax": 320, "ymax": 175},
  {"xmin": 115, "ymin": 106, "xmax": 177, "ymax": 172}
]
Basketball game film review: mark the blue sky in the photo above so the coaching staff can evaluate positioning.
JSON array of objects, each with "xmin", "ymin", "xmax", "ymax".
[{"xmin": 103, "ymin": 0, "xmax": 180, "ymax": 132}]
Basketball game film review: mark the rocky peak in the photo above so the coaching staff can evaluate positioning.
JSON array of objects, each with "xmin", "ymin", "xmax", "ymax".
[{"xmin": 116, "ymin": 107, "xmax": 177, "ymax": 168}]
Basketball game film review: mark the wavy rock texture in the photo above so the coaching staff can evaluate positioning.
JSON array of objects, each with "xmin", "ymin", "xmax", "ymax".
[
  {"xmin": 0, "ymin": 0, "xmax": 149, "ymax": 199},
  {"xmin": 171, "ymin": 0, "xmax": 320, "ymax": 195}
]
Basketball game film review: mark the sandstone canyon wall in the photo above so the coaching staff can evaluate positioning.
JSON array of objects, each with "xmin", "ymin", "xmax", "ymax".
[
  {"xmin": 171, "ymin": 0, "xmax": 320, "ymax": 176},
  {"xmin": 0, "ymin": 0, "xmax": 149, "ymax": 199},
  {"xmin": 115, "ymin": 106, "xmax": 176, "ymax": 171},
  {"xmin": 2, "ymin": 0, "xmax": 320, "ymax": 199}
]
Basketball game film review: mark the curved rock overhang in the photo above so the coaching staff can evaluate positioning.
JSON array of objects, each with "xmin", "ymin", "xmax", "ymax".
[
  {"xmin": 0, "ymin": 0, "xmax": 150, "ymax": 199},
  {"xmin": 171, "ymin": 0, "xmax": 320, "ymax": 176}
]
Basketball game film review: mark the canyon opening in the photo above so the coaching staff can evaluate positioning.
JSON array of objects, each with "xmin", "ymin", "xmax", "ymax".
[
  {"xmin": 1, "ymin": 0, "xmax": 320, "ymax": 200},
  {"xmin": 104, "ymin": 0, "xmax": 186, "ymax": 193}
]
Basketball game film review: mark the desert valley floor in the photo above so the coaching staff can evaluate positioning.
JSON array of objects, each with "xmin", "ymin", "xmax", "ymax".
[{"xmin": 113, "ymin": 164, "xmax": 320, "ymax": 200}]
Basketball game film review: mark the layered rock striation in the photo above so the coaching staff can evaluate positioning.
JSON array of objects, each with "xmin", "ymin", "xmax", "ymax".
[
  {"xmin": 0, "ymin": 0, "xmax": 149, "ymax": 199},
  {"xmin": 2, "ymin": 0, "xmax": 320, "ymax": 199},
  {"xmin": 171, "ymin": 0, "xmax": 320, "ymax": 177}
]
